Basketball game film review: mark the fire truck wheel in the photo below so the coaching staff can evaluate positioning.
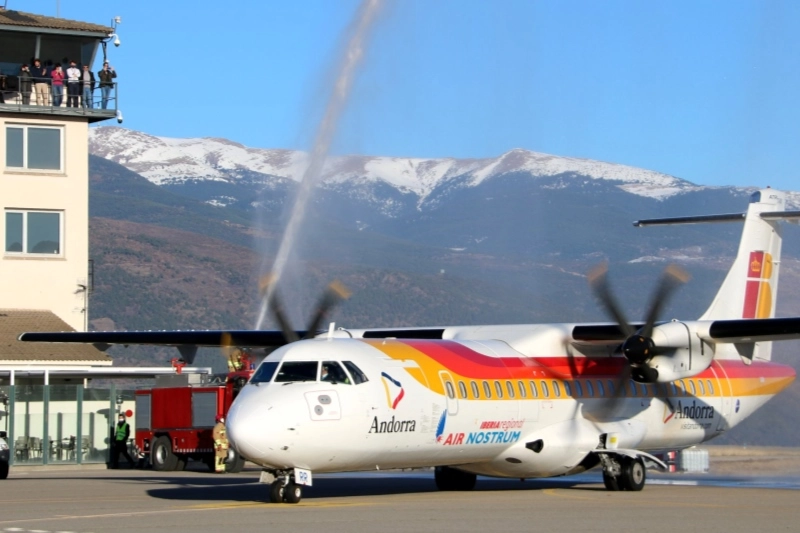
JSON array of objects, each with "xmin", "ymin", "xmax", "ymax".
[
  {"xmin": 225, "ymin": 449, "xmax": 245, "ymax": 473},
  {"xmin": 151, "ymin": 436, "xmax": 178, "ymax": 471}
]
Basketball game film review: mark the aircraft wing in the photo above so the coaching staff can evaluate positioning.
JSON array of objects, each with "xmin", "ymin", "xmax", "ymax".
[
  {"xmin": 701, "ymin": 317, "xmax": 800, "ymax": 342},
  {"xmin": 18, "ymin": 330, "xmax": 303, "ymax": 350}
]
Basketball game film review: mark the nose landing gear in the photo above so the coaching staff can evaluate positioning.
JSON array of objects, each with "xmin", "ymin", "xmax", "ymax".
[{"xmin": 265, "ymin": 469, "xmax": 306, "ymax": 504}]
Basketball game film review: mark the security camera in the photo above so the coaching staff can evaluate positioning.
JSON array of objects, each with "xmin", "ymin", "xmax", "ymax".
[
  {"xmin": 114, "ymin": 36, "xmax": 121, "ymax": 47},
  {"xmin": 114, "ymin": 16, "xmax": 122, "ymax": 24},
  {"xmin": 116, "ymin": 110, "xmax": 123, "ymax": 124}
]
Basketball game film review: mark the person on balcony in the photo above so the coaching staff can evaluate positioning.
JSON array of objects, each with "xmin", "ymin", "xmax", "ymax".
[
  {"xmin": 51, "ymin": 64, "xmax": 64, "ymax": 107},
  {"xmin": 97, "ymin": 61, "xmax": 116, "ymax": 109},
  {"xmin": 30, "ymin": 59, "xmax": 49, "ymax": 105},
  {"xmin": 19, "ymin": 64, "xmax": 33, "ymax": 105},
  {"xmin": 66, "ymin": 61, "xmax": 81, "ymax": 107},
  {"xmin": 81, "ymin": 65, "xmax": 95, "ymax": 108}
]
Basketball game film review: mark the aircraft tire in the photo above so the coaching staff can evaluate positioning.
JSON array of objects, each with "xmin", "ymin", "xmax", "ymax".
[
  {"xmin": 151, "ymin": 436, "xmax": 178, "ymax": 471},
  {"xmin": 434, "ymin": 466, "xmax": 477, "ymax": 491},
  {"xmin": 283, "ymin": 482, "xmax": 302, "ymax": 504},
  {"xmin": 619, "ymin": 457, "xmax": 646, "ymax": 491},
  {"xmin": 268, "ymin": 480, "xmax": 285, "ymax": 503},
  {"xmin": 602, "ymin": 471, "xmax": 621, "ymax": 491}
]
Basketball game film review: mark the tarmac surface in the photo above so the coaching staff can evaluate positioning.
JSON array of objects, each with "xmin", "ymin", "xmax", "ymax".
[{"xmin": 1, "ymin": 465, "xmax": 798, "ymax": 533}]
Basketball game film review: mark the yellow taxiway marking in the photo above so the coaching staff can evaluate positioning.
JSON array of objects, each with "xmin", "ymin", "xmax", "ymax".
[{"xmin": 0, "ymin": 500, "xmax": 375, "ymax": 526}]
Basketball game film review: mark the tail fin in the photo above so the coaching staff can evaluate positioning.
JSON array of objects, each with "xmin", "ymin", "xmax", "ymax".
[
  {"xmin": 634, "ymin": 189, "xmax": 799, "ymax": 361},
  {"xmin": 700, "ymin": 189, "xmax": 787, "ymax": 322}
]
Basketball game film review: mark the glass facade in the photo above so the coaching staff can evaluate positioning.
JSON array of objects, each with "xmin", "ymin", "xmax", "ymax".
[{"xmin": 3, "ymin": 384, "xmax": 135, "ymax": 466}]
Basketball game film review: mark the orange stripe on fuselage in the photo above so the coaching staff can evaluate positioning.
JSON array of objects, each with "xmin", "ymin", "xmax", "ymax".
[{"xmin": 363, "ymin": 339, "xmax": 795, "ymax": 400}]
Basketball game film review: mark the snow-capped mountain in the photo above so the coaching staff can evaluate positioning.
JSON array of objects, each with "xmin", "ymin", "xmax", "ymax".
[{"xmin": 88, "ymin": 127, "xmax": 700, "ymax": 202}]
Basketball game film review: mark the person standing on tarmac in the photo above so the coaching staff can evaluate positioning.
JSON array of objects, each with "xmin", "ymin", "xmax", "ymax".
[
  {"xmin": 212, "ymin": 416, "xmax": 228, "ymax": 473},
  {"xmin": 111, "ymin": 413, "xmax": 135, "ymax": 469}
]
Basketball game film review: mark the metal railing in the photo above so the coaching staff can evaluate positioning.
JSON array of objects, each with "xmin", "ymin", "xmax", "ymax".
[{"xmin": 0, "ymin": 81, "xmax": 118, "ymax": 117}]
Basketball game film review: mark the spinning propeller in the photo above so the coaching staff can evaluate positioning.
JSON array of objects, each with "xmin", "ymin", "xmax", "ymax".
[
  {"xmin": 587, "ymin": 262, "xmax": 690, "ymax": 383},
  {"xmin": 260, "ymin": 277, "xmax": 351, "ymax": 345}
]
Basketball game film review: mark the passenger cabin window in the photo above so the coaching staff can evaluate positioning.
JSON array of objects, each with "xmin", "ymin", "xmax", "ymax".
[
  {"xmin": 585, "ymin": 380, "xmax": 594, "ymax": 397},
  {"xmin": 552, "ymin": 381, "xmax": 561, "ymax": 398},
  {"xmin": 518, "ymin": 381, "xmax": 527, "ymax": 398},
  {"xmin": 471, "ymin": 381, "xmax": 480, "ymax": 399},
  {"xmin": 707, "ymin": 380, "xmax": 714, "ymax": 395},
  {"xmin": 574, "ymin": 381, "xmax": 583, "ymax": 398},
  {"xmin": 458, "ymin": 381, "xmax": 468, "ymax": 399},
  {"xmin": 445, "ymin": 381, "xmax": 455, "ymax": 399},
  {"xmin": 607, "ymin": 380, "xmax": 616, "ymax": 397},
  {"xmin": 595, "ymin": 380, "xmax": 604, "ymax": 397},
  {"xmin": 669, "ymin": 382, "xmax": 677, "ymax": 396},
  {"xmin": 541, "ymin": 381, "xmax": 549, "ymax": 398},
  {"xmin": 506, "ymin": 381, "xmax": 515, "ymax": 398},
  {"xmin": 320, "ymin": 361, "xmax": 350, "ymax": 384},
  {"xmin": 483, "ymin": 381, "xmax": 492, "ymax": 399},
  {"xmin": 629, "ymin": 381, "xmax": 637, "ymax": 397},
  {"xmin": 529, "ymin": 380, "xmax": 538, "ymax": 398},
  {"xmin": 250, "ymin": 361, "xmax": 279, "ymax": 384},
  {"xmin": 698, "ymin": 380, "xmax": 706, "ymax": 396},
  {"xmin": 678, "ymin": 380, "xmax": 687, "ymax": 396},
  {"xmin": 494, "ymin": 381, "xmax": 504, "ymax": 399},
  {"xmin": 563, "ymin": 381, "xmax": 572, "ymax": 397},
  {"xmin": 343, "ymin": 361, "xmax": 369, "ymax": 384},
  {"xmin": 689, "ymin": 380, "xmax": 697, "ymax": 396},
  {"xmin": 275, "ymin": 361, "xmax": 319, "ymax": 382}
]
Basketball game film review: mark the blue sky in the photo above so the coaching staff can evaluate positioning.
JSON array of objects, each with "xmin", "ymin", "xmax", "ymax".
[{"xmin": 19, "ymin": 0, "xmax": 800, "ymax": 190}]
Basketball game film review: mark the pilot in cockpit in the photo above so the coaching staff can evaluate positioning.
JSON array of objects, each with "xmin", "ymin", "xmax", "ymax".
[{"xmin": 321, "ymin": 362, "xmax": 350, "ymax": 384}]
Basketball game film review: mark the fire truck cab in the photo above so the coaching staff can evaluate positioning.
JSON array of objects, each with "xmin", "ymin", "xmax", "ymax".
[{"xmin": 135, "ymin": 370, "xmax": 251, "ymax": 473}]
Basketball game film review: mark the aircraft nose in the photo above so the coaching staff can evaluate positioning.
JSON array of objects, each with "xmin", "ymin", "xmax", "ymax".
[{"xmin": 227, "ymin": 388, "xmax": 270, "ymax": 460}]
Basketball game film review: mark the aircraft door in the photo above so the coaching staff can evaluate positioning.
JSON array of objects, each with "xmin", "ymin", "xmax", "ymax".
[{"xmin": 439, "ymin": 371, "xmax": 458, "ymax": 416}]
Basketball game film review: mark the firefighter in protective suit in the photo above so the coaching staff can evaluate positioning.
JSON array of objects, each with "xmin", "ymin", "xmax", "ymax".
[{"xmin": 212, "ymin": 416, "xmax": 228, "ymax": 473}]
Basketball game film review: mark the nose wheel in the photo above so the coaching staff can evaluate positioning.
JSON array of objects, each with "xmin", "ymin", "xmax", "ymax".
[{"xmin": 267, "ymin": 471, "xmax": 304, "ymax": 504}]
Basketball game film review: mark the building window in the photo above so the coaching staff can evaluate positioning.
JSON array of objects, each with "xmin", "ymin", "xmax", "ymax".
[
  {"xmin": 6, "ymin": 125, "xmax": 63, "ymax": 171},
  {"xmin": 5, "ymin": 210, "xmax": 62, "ymax": 255}
]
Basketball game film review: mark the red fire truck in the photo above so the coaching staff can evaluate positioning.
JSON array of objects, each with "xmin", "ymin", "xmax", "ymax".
[{"xmin": 134, "ymin": 367, "xmax": 252, "ymax": 473}]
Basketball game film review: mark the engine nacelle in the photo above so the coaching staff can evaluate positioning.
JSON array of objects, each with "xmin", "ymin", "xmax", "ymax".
[{"xmin": 644, "ymin": 321, "xmax": 713, "ymax": 383}]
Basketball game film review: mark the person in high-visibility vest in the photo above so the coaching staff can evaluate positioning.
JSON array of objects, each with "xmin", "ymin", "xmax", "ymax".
[
  {"xmin": 111, "ymin": 413, "xmax": 135, "ymax": 469},
  {"xmin": 212, "ymin": 416, "xmax": 228, "ymax": 473}
]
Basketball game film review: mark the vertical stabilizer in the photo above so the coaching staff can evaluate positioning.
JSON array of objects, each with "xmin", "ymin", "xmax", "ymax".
[{"xmin": 699, "ymin": 189, "xmax": 785, "ymax": 322}]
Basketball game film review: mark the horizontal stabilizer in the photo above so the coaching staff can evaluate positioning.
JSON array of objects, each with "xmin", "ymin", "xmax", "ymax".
[
  {"xmin": 703, "ymin": 317, "xmax": 800, "ymax": 342},
  {"xmin": 633, "ymin": 213, "xmax": 745, "ymax": 227}
]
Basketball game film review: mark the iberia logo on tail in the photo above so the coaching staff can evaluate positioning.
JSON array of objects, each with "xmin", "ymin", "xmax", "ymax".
[
  {"xmin": 742, "ymin": 251, "xmax": 773, "ymax": 319},
  {"xmin": 381, "ymin": 372, "xmax": 405, "ymax": 409}
]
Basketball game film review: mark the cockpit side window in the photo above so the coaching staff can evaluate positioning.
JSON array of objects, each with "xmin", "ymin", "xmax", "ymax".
[
  {"xmin": 343, "ymin": 361, "xmax": 369, "ymax": 384},
  {"xmin": 274, "ymin": 361, "xmax": 319, "ymax": 382},
  {"xmin": 250, "ymin": 361, "xmax": 279, "ymax": 384},
  {"xmin": 321, "ymin": 361, "xmax": 350, "ymax": 384}
]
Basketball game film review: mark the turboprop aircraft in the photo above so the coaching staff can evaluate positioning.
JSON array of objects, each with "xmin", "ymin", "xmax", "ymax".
[{"xmin": 20, "ymin": 188, "xmax": 800, "ymax": 504}]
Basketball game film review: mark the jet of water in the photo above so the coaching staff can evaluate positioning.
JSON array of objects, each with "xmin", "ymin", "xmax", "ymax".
[{"xmin": 256, "ymin": 0, "xmax": 384, "ymax": 330}]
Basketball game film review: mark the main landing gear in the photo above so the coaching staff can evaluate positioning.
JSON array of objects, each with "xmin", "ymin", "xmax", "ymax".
[
  {"xmin": 267, "ymin": 470, "xmax": 304, "ymax": 504},
  {"xmin": 600, "ymin": 455, "xmax": 646, "ymax": 491},
  {"xmin": 434, "ymin": 466, "xmax": 477, "ymax": 491}
]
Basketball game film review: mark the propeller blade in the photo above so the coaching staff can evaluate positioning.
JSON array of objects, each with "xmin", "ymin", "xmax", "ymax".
[
  {"xmin": 587, "ymin": 262, "xmax": 634, "ymax": 338},
  {"xmin": 268, "ymin": 289, "xmax": 300, "ymax": 344},
  {"xmin": 640, "ymin": 264, "xmax": 690, "ymax": 338},
  {"xmin": 304, "ymin": 280, "xmax": 351, "ymax": 339}
]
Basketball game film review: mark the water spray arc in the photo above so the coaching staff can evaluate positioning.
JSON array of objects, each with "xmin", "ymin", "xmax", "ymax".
[{"xmin": 256, "ymin": 0, "xmax": 384, "ymax": 329}]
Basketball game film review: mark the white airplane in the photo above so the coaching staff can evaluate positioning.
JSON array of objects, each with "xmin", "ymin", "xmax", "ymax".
[{"xmin": 21, "ymin": 188, "xmax": 800, "ymax": 504}]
